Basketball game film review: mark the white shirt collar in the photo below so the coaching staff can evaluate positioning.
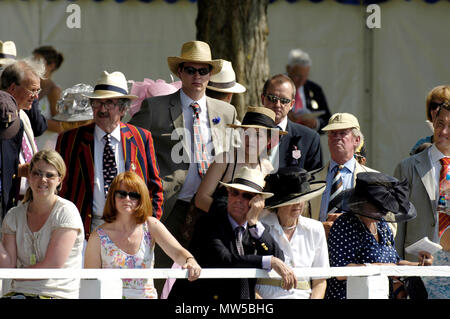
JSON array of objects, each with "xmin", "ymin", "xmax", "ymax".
[
  {"xmin": 180, "ymin": 89, "xmax": 207, "ymax": 113},
  {"xmin": 94, "ymin": 124, "xmax": 121, "ymax": 143},
  {"xmin": 277, "ymin": 116, "xmax": 288, "ymax": 131},
  {"xmin": 329, "ymin": 156, "xmax": 356, "ymax": 173}
]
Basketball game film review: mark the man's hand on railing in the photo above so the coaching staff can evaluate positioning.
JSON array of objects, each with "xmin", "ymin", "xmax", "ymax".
[{"xmin": 270, "ymin": 256, "xmax": 297, "ymax": 290}]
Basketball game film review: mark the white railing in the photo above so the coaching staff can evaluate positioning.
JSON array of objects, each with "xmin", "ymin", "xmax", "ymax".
[{"xmin": 0, "ymin": 266, "xmax": 449, "ymax": 299}]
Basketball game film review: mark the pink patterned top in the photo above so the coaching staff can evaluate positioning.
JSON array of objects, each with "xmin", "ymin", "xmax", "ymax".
[{"xmin": 97, "ymin": 222, "xmax": 157, "ymax": 299}]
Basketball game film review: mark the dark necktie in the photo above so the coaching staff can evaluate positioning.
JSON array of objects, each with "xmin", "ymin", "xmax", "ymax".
[
  {"xmin": 235, "ymin": 226, "xmax": 250, "ymax": 299},
  {"xmin": 103, "ymin": 134, "xmax": 117, "ymax": 196},
  {"xmin": 328, "ymin": 165, "xmax": 344, "ymax": 213}
]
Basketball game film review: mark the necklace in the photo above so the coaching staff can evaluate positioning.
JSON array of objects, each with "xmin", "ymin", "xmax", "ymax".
[
  {"xmin": 357, "ymin": 216, "xmax": 378, "ymax": 236},
  {"xmin": 282, "ymin": 224, "xmax": 297, "ymax": 231}
]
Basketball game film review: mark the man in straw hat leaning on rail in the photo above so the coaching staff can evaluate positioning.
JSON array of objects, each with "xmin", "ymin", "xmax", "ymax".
[
  {"xmin": 56, "ymin": 70, "xmax": 164, "ymax": 240},
  {"xmin": 129, "ymin": 41, "xmax": 238, "ymax": 286},
  {"xmin": 168, "ymin": 166, "xmax": 297, "ymax": 300}
]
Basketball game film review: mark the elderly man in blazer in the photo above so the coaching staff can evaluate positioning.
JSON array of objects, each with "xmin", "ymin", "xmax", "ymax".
[
  {"xmin": 168, "ymin": 167, "xmax": 296, "ymax": 300},
  {"xmin": 394, "ymin": 103, "xmax": 450, "ymax": 260},
  {"xmin": 56, "ymin": 71, "xmax": 164, "ymax": 239},
  {"xmin": 130, "ymin": 41, "xmax": 237, "ymax": 247},
  {"xmin": 308, "ymin": 113, "xmax": 378, "ymax": 237},
  {"xmin": 261, "ymin": 74, "xmax": 323, "ymax": 173}
]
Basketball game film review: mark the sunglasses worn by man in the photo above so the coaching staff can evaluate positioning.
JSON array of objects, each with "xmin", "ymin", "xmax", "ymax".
[
  {"xmin": 182, "ymin": 65, "xmax": 211, "ymax": 76},
  {"xmin": 264, "ymin": 94, "xmax": 292, "ymax": 105},
  {"xmin": 228, "ymin": 188, "xmax": 256, "ymax": 201}
]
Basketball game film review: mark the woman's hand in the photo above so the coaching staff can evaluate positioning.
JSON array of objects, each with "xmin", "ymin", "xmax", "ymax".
[
  {"xmin": 418, "ymin": 251, "xmax": 433, "ymax": 266},
  {"xmin": 182, "ymin": 257, "xmax": 202, "ymax": 281}
]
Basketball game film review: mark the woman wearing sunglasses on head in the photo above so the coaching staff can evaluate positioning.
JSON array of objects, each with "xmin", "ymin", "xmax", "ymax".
[
  {"xmin": 84, "ymin": 171, "xmax": 201, "ymax": 299},
  {"xmin": 0, "ymin": 150, "xmax": 84, "ymax": 299}
]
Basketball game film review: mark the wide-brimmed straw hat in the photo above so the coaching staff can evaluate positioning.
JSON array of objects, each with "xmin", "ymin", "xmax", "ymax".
[
  {"xmin": 167, "ymin": 41, "xmax": 223, "ymax": 76},
  {"xmin": 333, "ymin": 172, "xmax": 417, "ymax": 223},
  {"xmin": 207, "ymin": 60, "xmax": 246, "ymax": 93},
  {"xmin": 0, "ymin": 41, "xmax": 16, "ymax": 65},
  {"xmin": 228, "ymin": 106, "xmax": 288, "ymax": 135},
  {"xmin": 219, "ymin": 166, "xmax": 274, "ymax": 199},
  {"xmin": 322, "ymin": 112, "xmax": 360, "ymax": 132},
  {"xmin": 264, "ymin": 167, "xmax": 326, "ymax": 209},
  {"xmin": 0, "ymin": 91, "xmax": 20, "ymax": 139},
  {"xmin": 83, "ymin": 71, "xmax": 138, "ymax": 100}
]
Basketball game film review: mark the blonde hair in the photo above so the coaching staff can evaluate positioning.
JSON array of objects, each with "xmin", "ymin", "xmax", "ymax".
[
  {"xmin": 23, "ymin": 150, "xmax": 66, "ymax": 203},
  {"xmin": 426, "ymin": 85, "xmax": 450, "ymax": 121}
]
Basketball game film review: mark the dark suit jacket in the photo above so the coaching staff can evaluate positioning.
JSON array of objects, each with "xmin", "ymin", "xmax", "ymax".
[
  {"xmin": 56, "ymin": 122, "xmax": 164, "ymax": 238},
  {"xmin": 277, "ymin": 119, "xmax": 323, "ymax": 171},
  {"xmin": 0, "ymin": 121, "xmax": 23, "ymax": 217},
  {"xmin": 303, "ymin": 80, "xmax": 331, "ymax": 132},
  {"xmin": 169, "ymin": 208, "xmax": 284, "ymax": 300}
]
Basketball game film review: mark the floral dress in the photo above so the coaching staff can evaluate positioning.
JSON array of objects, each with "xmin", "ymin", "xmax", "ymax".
[
  {"xmin": 325, "ymin": 212, "xmax": 400, "ymax": 299},
  {"xmin": 97, "ymin": 223, "xmax": 157, "ymax": 299}
]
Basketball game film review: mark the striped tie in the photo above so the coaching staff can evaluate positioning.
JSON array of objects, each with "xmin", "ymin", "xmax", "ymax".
[
  {"xmin": 328, "ymin": 165, "xmax": 344, "ymax": 214},
  {"xmin": 191, "ymin": 102, "xmax": 209, "ymax": 177},
  {"xmin": 439, "ymin": 158, "xmax": 450, "ymax": 236},
  {"xmin": 103, "ymin": 134, "xmax": 117, "ymax": 197},
  {"xmin": 235, "ymin": 226, "xmax": 249, "ymax": 299}
]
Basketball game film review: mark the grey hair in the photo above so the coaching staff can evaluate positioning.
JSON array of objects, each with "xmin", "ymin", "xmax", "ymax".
[
  {"xmin": 352, "ymin": 128, "xmax": 364, "ymax": 151},
  {"xmin": 287, "ymin": 49, "xmax": 312, "ymax": 68},
  {"xmin": 0, "ymin": 57, "xmax": 45, "ymax": 89}
]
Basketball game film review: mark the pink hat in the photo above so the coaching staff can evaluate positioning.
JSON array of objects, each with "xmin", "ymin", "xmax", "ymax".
[{"xmin": 129, "ymin": 78, "xmax": 182, "ymax": 116}]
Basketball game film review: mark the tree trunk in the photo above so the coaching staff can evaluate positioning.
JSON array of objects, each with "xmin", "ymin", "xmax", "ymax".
[{"xmin": 196, "ymin": 0, "xmax": 269, "ymax": 121}]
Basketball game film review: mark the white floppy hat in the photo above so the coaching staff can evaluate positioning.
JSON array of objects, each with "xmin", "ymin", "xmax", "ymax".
[
  {"xmin": 219, "ymin": 166, "xmax": 273, "ymax": 199},
  {"xmin": 83, "ymin": 71, "xmax": 138, "ymax": 100},
  {"xmin": 167, "ymin": 41, "xmax": 223, "ymax": 76},
  {"xmin": 207, "ymin": 60, "xmax": 246, "ymax": 93},
  {"xmin": 0, "ymin": 41, "xmax": 17, "ymax": 65}
]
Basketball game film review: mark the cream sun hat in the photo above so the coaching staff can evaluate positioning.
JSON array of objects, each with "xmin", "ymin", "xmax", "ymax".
[
  {"xmin": 219, "ymin": 166, "xmax": 274, "ymax": 199},
  {"xmin": 83, "ymin": 71, "xmax": 138, "ymax": 100},
  {"xmin": 167, "ymin": 40, "xmax": 223, "ymax": 76},
  {"xmin": 207, "ymin": 60, "xmax": 246, "ymax": 93},
  {"xmin": 0, "ymin": 40, "xmax": 17, "ymax": 65}
]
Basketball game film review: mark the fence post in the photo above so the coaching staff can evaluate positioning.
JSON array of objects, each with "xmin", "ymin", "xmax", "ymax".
[
  {"xmin": 79, "ymin": 279, "xmax": 123, "ymax": 299},
  {"xmin": 347, "ymin": 274, "xmax": 389, "ymax": 299}
]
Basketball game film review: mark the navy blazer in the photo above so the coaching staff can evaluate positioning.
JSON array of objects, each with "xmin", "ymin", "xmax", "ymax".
[
  {"xmin": 169, "ymin": 208, "xmax": 284, "ymax": 300},
  {"xmin": 303, "ymin": 80, "xmax": 332, "ymax": 132},
  {"xmin": 277, "ymin": 119, "xmax": 323, "ymax": 172},
  {"xmin": 0, "ymin": 121, "xmax": 23, "ymax": 217}
]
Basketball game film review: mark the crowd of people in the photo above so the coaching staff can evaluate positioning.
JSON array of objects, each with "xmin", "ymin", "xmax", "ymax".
[{"xmin": 0, "ymin": 39, "xmax": 448, "ymax": 299}]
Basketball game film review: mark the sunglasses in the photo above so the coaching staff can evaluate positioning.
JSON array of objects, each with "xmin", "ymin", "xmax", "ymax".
[
  {"xmin": 264, "ymin": 94, "xmax": 292, "ymax": 105},
  {"xmin": 228, "ymin": 188, "xmax": 256, "ymax": 201},
  {"xmin": 31, "ymin": 169, "xmax": 59, "ymax": 180},
  {"xmin": 182, "ymin": 66, "xmax": 211, "ymax": 76},
  {"xmin": 115, "ymin": 190, "xmax": 141, "ymax": 201}
]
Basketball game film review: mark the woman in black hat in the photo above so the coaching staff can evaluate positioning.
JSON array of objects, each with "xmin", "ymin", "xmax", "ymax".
[
  {"xmin": 255, "ymin": 167, "xmax": 330, "ymax": 299},
  {"xmin": 325, "ymin": 172, "xmax": 433, "ymax": 300},
  {"xmin": 194, "ymin": 106, "xmax": 287, "ymax": 214}
]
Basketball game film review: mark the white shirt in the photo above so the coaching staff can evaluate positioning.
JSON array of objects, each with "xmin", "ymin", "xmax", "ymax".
[
  {"xmin": 256, "ymin": 211, "xmax": 330, "ymax": 299},
  {"xmin": 177, "ymin": 89, "xmax": 213, "ymax": 202},
  {"xmin": 269, "ymin": 116, "xmax": 288, "ymax": 172},
  {"xmin": 92, "ymin": 124, "xmax": 125, "ymax": 230}
]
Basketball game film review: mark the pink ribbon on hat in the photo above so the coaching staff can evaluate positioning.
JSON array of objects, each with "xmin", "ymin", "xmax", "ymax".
[{"xmin": 129, "ymin": 78, "xmax": 182, "ymax": 116}]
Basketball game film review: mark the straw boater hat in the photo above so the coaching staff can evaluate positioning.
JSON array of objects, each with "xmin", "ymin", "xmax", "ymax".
[
  {"xmin": 219, "ymin": 166, "xmax": 274, "ymax": 199},
  {"xmin": 264, "ymin": 167, "xmax": 326, "ymax": 209},
  {"xmin": 83, "ymin": 71, "xmax": 138, "ymax": 100},
  {"xmin": 228, "ymin": 106, "xmax": 288, "ymax": 135},
  {"xmin": 167, "ymin": 40, "xmax": 223, "ymax": 76},
  {"xmin": 322, "ymin": 112, "xmax": 360, "ymax": 132},
  {"xmin": 0, "ymin": 91, "xmax": 20, "ymax": 139},
  {"xmin": 0, "ymin": 40, "xmax": 17, "ymax": 65},
  {"xmin": 206, "ymin": 60, "xmax": 246, "ymax": 93}
]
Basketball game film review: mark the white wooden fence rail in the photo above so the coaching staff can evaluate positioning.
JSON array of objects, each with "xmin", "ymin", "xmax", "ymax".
[{"xmin": 0, "ymin": 266, "xmax": 448, "ymax": 299}]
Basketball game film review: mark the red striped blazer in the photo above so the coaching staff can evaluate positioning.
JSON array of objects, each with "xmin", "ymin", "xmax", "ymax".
[{"xmin": 55, "ymin": 122, "xmax": 164, "ymax": 238}]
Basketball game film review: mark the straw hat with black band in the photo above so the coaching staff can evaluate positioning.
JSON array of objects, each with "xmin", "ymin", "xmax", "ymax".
[
  {"xmin": 219, "ymin": 166, "xmax": 273, "ymax": 199},
  {"xmin": 167, "ymin": 40, "xmax": 223, "ymax": 76},
  {"xmin": 0, "ymin": 41, "xmax": 16, "ymax": 66},
  {"xmin": 228, "ymin": 106, "xmax": 288, "ymax": 135},
  {"xmin": 83, "ymin": 71, "xmax": 138, "ymax": 100}
]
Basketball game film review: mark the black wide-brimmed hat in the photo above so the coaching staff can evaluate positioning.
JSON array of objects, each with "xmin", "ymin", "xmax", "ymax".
[
  {"xmin": 263, "ymin": 166, "xmax": 326, "ymax": 209},
  {"xmin": 334, "ymin": 172, "xmax": 417, "ymax": 222}
]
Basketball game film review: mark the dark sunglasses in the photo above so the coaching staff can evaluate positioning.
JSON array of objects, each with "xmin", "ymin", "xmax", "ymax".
[
  {"xmin": 264, "ymin": 94, "xmax": 292, "ymax": 105},
  {"xmin": 228, "ymin": 188, "xmax": 256, "ymax": 201},
  {"xmin": 183, "ymin": 66, "xmax": 211, "ymax": 76},
  {"xmin": 115, "ymin": 190, "xmax": 141, "ymax": 201},
  {"xmin": 429, "ymin": 101, "xmax": 442, "ymax": 111},
  {"xmin": 31, "ymin": 170, "xmax": 59, "ymax": 180}
]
